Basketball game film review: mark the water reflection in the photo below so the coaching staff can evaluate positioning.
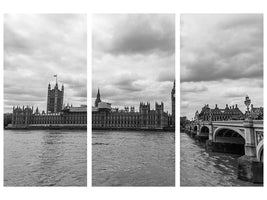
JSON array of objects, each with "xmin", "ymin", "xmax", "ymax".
[
  {"xmin": 92, "ymin": 130, "xmax": 175, "ymax": 186},
  {"xmin": 180, "ymin": 132, "xmax": 262, "ymax": 186},
  {"xmin": 4, "ymin": 130, "xmax": 87, "ymax": 186}
]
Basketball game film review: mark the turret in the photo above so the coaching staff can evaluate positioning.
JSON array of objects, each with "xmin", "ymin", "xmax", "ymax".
[
  {"xmin": 35, "ymin": 107, "xmax": 39, "ymax": 114},
  {"xmin": 95, "ymin": 88, "xmax": 101, "ymax": 107}
]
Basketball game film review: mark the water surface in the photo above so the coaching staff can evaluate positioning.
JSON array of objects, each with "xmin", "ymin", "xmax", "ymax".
[
  {"xmin": 180, "ymin": 132, "xmax": 262, "ymax": 186},
  {"xmin": 92, "ymin": 130, "xmax": 175, "ymax": 186},
  {"xmin": 4, "ymin": 130, "xmax": 87, "ymax": 186}
]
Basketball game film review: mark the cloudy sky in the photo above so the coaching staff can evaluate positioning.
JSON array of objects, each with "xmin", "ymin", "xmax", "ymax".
[
  {"xmin": 92, "ymin": 14, "xmax": 175, "ymax": 113},
  {"xmin": 181, "ymin": 14, "xmax": 263, "ymax": 119},
  {"xmin": 4, "ymin": 14, "xmax": 87, "ymax": 113}
]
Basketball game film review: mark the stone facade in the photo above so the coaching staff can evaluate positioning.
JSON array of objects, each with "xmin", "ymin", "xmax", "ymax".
[
  {"xmin": 11, "ymin": 105, "xmax": 87, "ymax": 128},
  {"xmin": 47, "ymin": 82, "xmax": 64, "ymax": 113},
  {"xmin": 92, "ymin": 82, "xmax": 175, "ymax": 130},
  {"xmin": 9, "ymin": 81, "xmax": 86, "ymax": 129},
  {"xmin": 195, "ymin": 104, "xmax": 244, "ymax": 121},
  {"xmin": 11, "ymin": 106, "xmax": 87, "ymax": 128},
  {"xmin": 250, "ymin": 104, "xmax": 263, "ymax": 120}
]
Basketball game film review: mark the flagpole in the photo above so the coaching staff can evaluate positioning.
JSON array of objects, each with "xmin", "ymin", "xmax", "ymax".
[{"xmin": 54, "ymin": 74, "xmax": 58, "ymax": 84}]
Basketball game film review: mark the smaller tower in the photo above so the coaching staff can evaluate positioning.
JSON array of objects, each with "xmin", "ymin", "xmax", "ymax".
[
  {"xmin": 171, "ymin": 80, "xmax": 175, "ymax": 117},
  {"xmin": 95, "ymin": 88, "xmax": 101, "ymax": 107}
]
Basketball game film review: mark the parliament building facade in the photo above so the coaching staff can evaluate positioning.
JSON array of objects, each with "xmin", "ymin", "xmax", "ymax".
[
  {"xmin": 9, "ymin": 81, "xmax": 87, "ymax": 129},
  {"xmin": 92, "ymin": 81, "xmax": 175, "ymax": 131}
]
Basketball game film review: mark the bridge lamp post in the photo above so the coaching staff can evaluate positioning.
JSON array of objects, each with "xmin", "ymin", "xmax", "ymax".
[{"xmin": 244, "ymin": 95, "xmax": 251, "ymax": 120}]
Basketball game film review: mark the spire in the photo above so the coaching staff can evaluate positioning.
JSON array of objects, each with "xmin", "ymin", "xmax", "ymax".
[
  {"xmin": 95, "ymin": 88, "xmax": 101, "ymax": 107},
  {"xmin": 97, "ymin": 88, "xmax": 100, "ymax": 98},
  {"xmin": 35, "ymin": 107, "xmax": 39, "ymax": 114}
]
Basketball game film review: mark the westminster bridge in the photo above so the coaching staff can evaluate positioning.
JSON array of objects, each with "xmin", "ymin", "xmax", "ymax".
[{"xmin": 184, "ymin": 119, "xmax": 263, "ymax": 183}]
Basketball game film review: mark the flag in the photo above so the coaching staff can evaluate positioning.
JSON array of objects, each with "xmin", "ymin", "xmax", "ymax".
[{"xmin": 53, "ymin": 74, "xmax": 57, "ymax": 77}]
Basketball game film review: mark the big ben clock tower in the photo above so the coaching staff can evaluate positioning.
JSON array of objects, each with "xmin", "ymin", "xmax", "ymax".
[{"xmin": 171, "ymin": 81, "xmax": 175, "ymax": 117}]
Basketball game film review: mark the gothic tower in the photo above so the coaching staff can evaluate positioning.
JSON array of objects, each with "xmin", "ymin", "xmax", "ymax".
[
  {"xmin": 171, "ymin": 80, "xmax": 175, "ymax": 117},
  {"xmin": 47, "ymin": 81, "xmax": 64, "ymax": 113},
  {"xmin": 95, "ymin": 88, "xmax": 101, "ymax": 107}
]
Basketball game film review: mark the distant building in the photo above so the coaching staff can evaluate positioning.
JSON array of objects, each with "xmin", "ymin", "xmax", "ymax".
[
  {"xmin": 180, "ymin": 116, "xmax": 190, "ymax": 131},
  {"xmin": 250, "ymin": 104, "xmax": 263, "ymax": 120},
  {"xmin": 4, "ymin": 113, "xmax": 12, "ymax": 128},
  {"xmin": 47, "ymin": 82, "xmax": 64, "ymax": 113},
  {"xmin": 195, "ymin": 104, "xmax": 244, "ymax": 121},
  {"xmin": 8, "ymin": 79, "xmax": 86, "ymax": 129},
  {"xmin": 92, "ymin": 82, "xmax": 175, "ymax": 130},
  {"xmin": 11, "ymin": 105, "xmax": 86, "ymax": 128}
]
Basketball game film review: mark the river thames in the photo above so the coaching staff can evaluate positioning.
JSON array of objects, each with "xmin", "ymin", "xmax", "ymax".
[
  {"xmin": 180, "ymin": 132, "xmax": 262, "ymax": 186},
  {"xmin": 92, "ymin": 130, "xmax": 175, "ymax": 186},
  {"xmin": 4, "ymin": 130, "xmax": 87, "ymax": 186}
]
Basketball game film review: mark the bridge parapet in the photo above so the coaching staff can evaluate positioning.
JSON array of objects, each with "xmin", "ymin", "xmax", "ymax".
[{"xmin": 184, "ymin": 117, "xmax": 263, "ymax": 183}]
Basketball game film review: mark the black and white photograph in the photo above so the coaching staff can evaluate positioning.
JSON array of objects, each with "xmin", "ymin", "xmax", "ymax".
[
  {"xmin": 92, "ymin": 14, "xmax": 175, "ymax": 186},
  {"xmin": 4, "ymin": 14, "xmax": 87, "ymax": 186},
  {"xmin": 180, "ymin": 14, "xmax": 263, "ymax": 186}
]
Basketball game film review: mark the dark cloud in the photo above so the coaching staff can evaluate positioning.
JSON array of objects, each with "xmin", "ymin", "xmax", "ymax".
[
  {"xmin": 4, "ymin": 14, "xmax": 87, "ymax": 112},
  {"xmin": 181, "ymin": 14, "xmax": 263, "ymax": 83},
  {"xmin": 93, "ymin": 14, "xmax": 175, "ymax": 56},
  {"xmin": 113, "ymin": 73, "xmax": 143, "ymax": 92},
  {"xmin": 93, "ymin": 14, "xmax": 175, "ymax": 113},
  {"xmin": 180, "ymin": 14, "xmax": 263, "ymax": 119}
]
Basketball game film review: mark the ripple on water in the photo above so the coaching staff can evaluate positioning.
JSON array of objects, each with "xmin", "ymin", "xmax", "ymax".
[
  {"xmin": 92, "ymin": 130, "xmax": 175, "ymax": 186},
  {"xmin": 180, "ymin": 132, "xmax": 262, "ymax": 187},
  {"xmin": 4, "ymin": 130, "xmax": 87, "ymax": 186}
]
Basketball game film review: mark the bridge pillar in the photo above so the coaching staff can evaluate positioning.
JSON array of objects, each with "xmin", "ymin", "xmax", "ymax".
[
  {"xmin": 237, "ymin": 119, "xmax": 263, "ymax": 184},
  {"xmin": 205, "ymin": 122, "xmax": 213, "ymax": 151},
  {"xmin": 196, "ymin": 124, "xmax": 200, "ymax": 136},
  {"xmin": 243, "ymin": 119, "xmax": 256, "ymax": 157},
  {"xmin": 208, "ymin": 123, "xmax": 213, "ymax": 141}
]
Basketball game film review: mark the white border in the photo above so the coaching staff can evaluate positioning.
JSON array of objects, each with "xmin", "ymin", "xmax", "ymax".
[{"xmin": 0, "ymin": 0, "xmax": 266, "ymax": 200}]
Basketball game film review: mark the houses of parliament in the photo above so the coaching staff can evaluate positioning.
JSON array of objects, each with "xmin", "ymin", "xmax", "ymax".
[
  {"xmin": 8, "ymin": 79, "xmax": 175, "ymax": 130},
  {"xmin": 9, "ymin": 80, "xmax": 87, "ymax": 129},
  {"xmin": 92, "ymin": 81, "xmax": 175, "ymax": 130}
]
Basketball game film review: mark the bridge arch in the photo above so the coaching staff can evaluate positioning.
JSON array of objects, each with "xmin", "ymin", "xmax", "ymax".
[
  {"xmin": 199, "ymin": 125, "xmax": 209, "ymax": 137},
  {"xmin": 213, "ymin": 127, "xmax": 245, "ymax": 142},
  {"xmin": 213, "ymin": 127, "xmax": 245, "ymax": 155},
  {"xmin": 256, "ymin": 140, "xmax": 263, "ymax": 162}
]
